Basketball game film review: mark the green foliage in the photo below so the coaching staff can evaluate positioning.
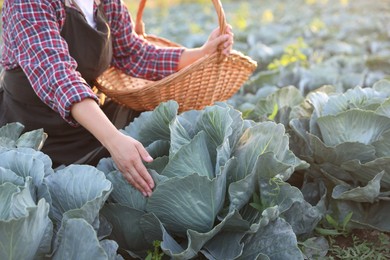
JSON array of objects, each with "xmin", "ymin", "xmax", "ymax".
[
  {"xmin": 2, "ymin": 0, "xmax": 390, "ymax": 258},
  {"xmin": 231, "ymin": 3, "xmax": 250, "ymax": 30},
  {"xmin": 0, "ymin": 124, "xmax": 119, "ymax": 259},
  {"xmin": 0, "ymin": 122, "xmax": 47, "ymax": 150},
  {"xmin": 328, "ymin": 233, "xmax": 390, "ymax": 259},
  {"xmin": 267, "ymin": 103, "xmax": 279, "ymax": 120},
  {"xmin": 267, "ymin": 38, "xmax": 309, "ymax": 70},
  {"xmin": 316, "ymin": 212, "xmax": 353, "ymax": 237},
  {"xmin": 232, "ymin": 85, "xmax": 305, "ymax": 126},
  {"xmin": 250, "ymin": 177, "xmax": 288, "ymax": 212},
  {"xmin": 309, "ymin": 17, "xmax": 326, "ymax": 33},
  {"xmin": 98, "ymin": 101, "xmax": 312, "ymax": 259},
  {"xmin": 0, "ymin": 149, "xmax": 117, "ymax": 259},
  {"xmin": 145, "ymin": 241, "xmax": 165, "ymax": 260},
  {"xmin": 249, "ymin": 192, "xmax": 264, "ymax": 212},
  {"xmin": 289, "ymin": 84, "xmax": 390, "ymax": 233}
]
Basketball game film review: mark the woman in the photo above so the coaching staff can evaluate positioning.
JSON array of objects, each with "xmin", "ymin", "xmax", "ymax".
[{"xmin": 0, "ymin": 0, "xmax": 233, "ymax": 197}]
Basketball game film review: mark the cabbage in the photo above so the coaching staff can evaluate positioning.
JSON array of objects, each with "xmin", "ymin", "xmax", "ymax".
[
  {"xmin": 0, "ymin": 125, "xmax": 121, "ymax": 259},
  {"xmin": 290, "ymin": 81, "xmax": 390, "ymax": 232},
  {"xmin": 98, "ymin": 101, "xmax": 322, "ymax": 259}
]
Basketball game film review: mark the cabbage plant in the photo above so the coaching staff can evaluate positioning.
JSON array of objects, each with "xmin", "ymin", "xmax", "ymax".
[
  {"xmin": 290, "ymin": 80, "xmax": 390, "ymax": 232},
  {"xmin": 0, "ymin": 123, "xmax": 121, "ymax": 259},
  {"xmin": 98, "ymin": 101, "xmax": 324, "ymax": 259},
  {"xmin": 0, "ymin": 122, "xmax": 47, "ymax": 151},
  {"xmin": 229, "ymin": 85, "xmax": 305, "ymax": 125}
]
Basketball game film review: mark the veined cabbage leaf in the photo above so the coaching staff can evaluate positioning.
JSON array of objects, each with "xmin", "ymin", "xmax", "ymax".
[
  {"xmin": 99, "ymin": 101, "xmax": 311, "ymax": 259},
  {"xmin": 290, "ymin": 82, "xmax": 390, "ymax": 231},
  {"xmin": 0, "ymin": 122, "xmax": 47, "ymax": 150}
]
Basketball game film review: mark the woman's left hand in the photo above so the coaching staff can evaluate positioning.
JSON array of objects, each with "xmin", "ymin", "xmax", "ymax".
[
  {"xmin": 201, "ymin": 24, "xmax": 234, "ymax": 56},
  {"xmin": 177, "ymin": 25, "xmax": 234, "ymax": 70}
]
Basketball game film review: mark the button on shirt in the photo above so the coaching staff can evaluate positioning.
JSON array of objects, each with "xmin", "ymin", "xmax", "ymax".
[{"xmin": 1, "ymin": 0, "xmax": 184, "ymax": 126}]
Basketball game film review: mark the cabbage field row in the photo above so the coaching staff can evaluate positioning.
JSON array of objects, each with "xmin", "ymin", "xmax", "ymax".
[{"xmin": 1, "ymin": 0, "xmax": 390, "ymax": 259}]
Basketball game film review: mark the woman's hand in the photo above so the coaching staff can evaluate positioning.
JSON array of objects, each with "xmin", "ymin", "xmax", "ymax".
[
  {"xmin": 177, "ymin": 25, "xmax": 234, "ymax": 70},
  {"xmin": 201, "ymin": 25, "xmax": 234, "ymax": 56},
  {"xmin": 71, "ymin": 98, "xmax": 154, "ymax": 197},
  {"xmin": 106, "ymin": 132, "xmax": 154, "ymax": 197}
]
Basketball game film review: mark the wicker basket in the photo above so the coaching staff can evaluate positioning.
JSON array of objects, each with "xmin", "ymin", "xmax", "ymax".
[{"xmin": 93, "ymin": 0, "xmax": 257, "ymax": 112}]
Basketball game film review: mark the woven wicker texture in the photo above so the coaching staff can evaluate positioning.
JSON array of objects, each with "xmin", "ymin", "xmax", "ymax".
[{"xmin": 94, "ymin": 0, "xmax": 257, "ymax": 112}]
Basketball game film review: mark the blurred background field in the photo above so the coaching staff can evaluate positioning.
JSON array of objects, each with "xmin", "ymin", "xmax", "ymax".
[
  {"xmin": 2, "ymin": 0, "xmax": 390, "ymax": 143},
  {"xmin": 4, "ymin": 0, "xmax": 389, "ymax": 117},
  {"xmin": 120, "ymin": 0, "xmax": 390, "ymax": 93}
]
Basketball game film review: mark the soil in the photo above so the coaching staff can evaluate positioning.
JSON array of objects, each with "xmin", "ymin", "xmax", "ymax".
[
  {"xmin": 326, "ymin": 229, "xmax": 390, "ymax": 259},
  {"xmin": 333, "ymin": 229, "xmax": 386, "ymax": 247}
]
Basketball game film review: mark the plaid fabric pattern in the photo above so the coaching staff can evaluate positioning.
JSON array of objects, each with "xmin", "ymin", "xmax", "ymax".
[{"xmin": 1, "ymin": 0, "xmax": 184, "ymax": 125}]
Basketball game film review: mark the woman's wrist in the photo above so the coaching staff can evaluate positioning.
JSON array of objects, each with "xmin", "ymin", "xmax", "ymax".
[
  {"xmin": 177, "ymin": 48, "xmax": 204, "ymax": 70},
  {"xmin": 100, "ymin": 130, "xmax": 125, "ymax": 152},
  {"xmin": 177, "ymin": 28, "xmax": 232, "ymax": 71},
  {"xmin": 70, "ymin": 98, "xmax": 120, "ymax": 148}
]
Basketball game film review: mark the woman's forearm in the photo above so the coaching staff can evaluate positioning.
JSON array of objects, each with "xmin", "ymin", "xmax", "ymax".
[
  {"xmin": 177, "ymin": 48, "xmax": 205, "ymax": 70},
  {"xmin": 70, "ymin": 98, "xmax": 118, "ymax": 148},
  {"xmin": 70, "ymin": 98, "xmax": 154, "ymax": 197}
]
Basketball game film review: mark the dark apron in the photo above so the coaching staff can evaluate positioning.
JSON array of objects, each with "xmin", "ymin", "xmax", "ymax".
[{"xmin": 0, "ymin": 0, "xmax": 136, "ymax": 167}]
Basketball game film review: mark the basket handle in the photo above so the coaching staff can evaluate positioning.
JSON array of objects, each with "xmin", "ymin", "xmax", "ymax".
[{"xmin": 135, "ymin": 0, "xmax": 227, "ymax": 48}]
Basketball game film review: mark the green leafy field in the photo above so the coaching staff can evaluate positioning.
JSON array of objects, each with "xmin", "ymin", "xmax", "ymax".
[{"xmin": 1, "ymin": 0, "xmax": 390, "ymax": 259}]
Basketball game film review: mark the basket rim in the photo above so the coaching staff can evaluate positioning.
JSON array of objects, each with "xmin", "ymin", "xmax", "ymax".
[{"xmin": 95, "ymin": 49, "xmax": 257, "ymax": 94}]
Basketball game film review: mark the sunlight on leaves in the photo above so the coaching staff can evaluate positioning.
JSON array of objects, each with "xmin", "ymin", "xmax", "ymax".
[
  {"xmin": 305, "ymin": 0, "xmax": 317, "ymax": 5},
  {"xmin": 340, "ymin": 0, "xmax": 349, "ymax": 6},
  {"xmin": 232, "ymin": 3, "xmax": 250, "ymax": 30},
  {"xmin": 267, "ymin": 37, "xmax": 309, "ymax": 70},
  {"xmin": 305, "ymin": 0, "xmax": 329, "ymax": 6},
  {"xmin": 268, "ymin": 103, "xmax": 279, "ymax": 121},
  {"xmin": 309, "ymin": 18, "xmax": 326, "ymax": 33},
  {"xmin": 189, "ymin": 22, "xmax": 203, "ymax": 34},
  {"xmin": 262, "ymin": 9, "xmax": 274, "ymax": 24}
]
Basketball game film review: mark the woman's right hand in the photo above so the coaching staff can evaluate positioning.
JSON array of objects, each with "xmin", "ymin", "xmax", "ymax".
[
  {"xmin": 106, "ymin": 131, "xmax": 154, "ymax": 197},
  {"xmin": 71, "ymin": 98, "xmax": 154, "ymax": 197}
]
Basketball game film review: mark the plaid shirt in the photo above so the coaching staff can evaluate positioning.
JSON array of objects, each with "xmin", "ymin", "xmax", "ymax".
[{"xmin": 1, "ymin": 0, "xmax": 184, "ymax": 126}]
